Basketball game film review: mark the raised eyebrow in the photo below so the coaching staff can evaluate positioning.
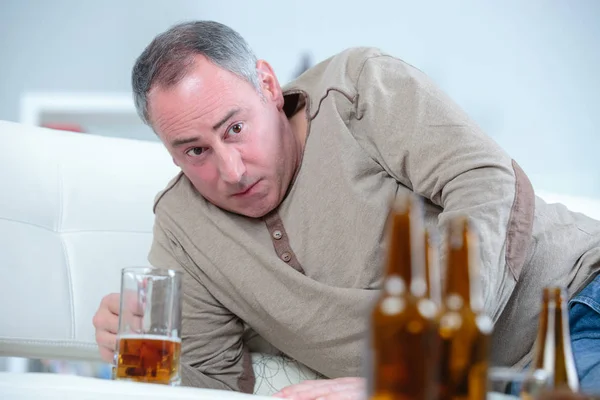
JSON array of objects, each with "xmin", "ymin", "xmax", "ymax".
[
  {"xmin": 170, "ymin": 108, "xmax": 241, "ymax": 147},
  {"xmin": 171, "ymin": 136, "xmax": 200, "ymax": 148},
  {"xmin": 212, "ymin": 108, "xmax": 241, "ymax": 131}
]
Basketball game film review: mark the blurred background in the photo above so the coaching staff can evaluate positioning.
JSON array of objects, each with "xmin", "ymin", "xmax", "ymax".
[
  {"xmin": 1, "ymin": 0, "xmax": 599, "ymax": 198},
  {"xmin": 0, "ymin": 0, "xmax": 598, "ymax": 378}
]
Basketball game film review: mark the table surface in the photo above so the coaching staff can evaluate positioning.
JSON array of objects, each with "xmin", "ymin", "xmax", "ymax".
[
  {"xmin": 0, "ymin": 372, "xmax": 273, "ymax": 399},
  {"xmin": 0, "ymin": 372, "xmax": 523, "ymax": 400}
]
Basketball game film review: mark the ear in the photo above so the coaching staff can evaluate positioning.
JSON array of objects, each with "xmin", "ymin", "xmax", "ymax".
[
  {"xmin": 256, "ymin": 60, "xmax": 284, "ymax": 110},
  {"xmin": 172, "ymin": 157, "xmax": 179, "ymax": 167}
]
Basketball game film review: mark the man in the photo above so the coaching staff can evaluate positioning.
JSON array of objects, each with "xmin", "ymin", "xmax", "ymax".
[{"xmin": 93, "ymin": 20, "xmax": 600, "ymax": 398}]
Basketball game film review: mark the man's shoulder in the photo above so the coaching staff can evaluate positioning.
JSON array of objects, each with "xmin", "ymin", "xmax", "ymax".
[
  {"xmin": 152, "ymin": 171, "xmax": 195, "ymax": 215},
  {"xmin": 327, "ymin": 46, "xmax": 389, "ymax": 70},
  {"xmin": 284, "ymin": 46, "xmax": 391, "ymax": 93}
]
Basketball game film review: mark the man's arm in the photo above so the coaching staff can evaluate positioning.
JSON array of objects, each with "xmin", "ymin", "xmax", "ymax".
[
  {"xmin": 149, "ymin": 220, "xmax": 254, "ymax": 393},
  {"xmin": 350, "ymin": 53, "xmax": 535, "ymax": 320}
]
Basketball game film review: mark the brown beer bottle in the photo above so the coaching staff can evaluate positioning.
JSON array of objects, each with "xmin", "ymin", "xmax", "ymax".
[
  {"xmin": 521, "ymin": 287, "xmax": 579, "ymax": 399},
  {"xmin": 425, "ymin": 229, "xmax": 442, "ymax": 308},
  {"xmin": 438, "ymin": 216, "xmax": 493, "ymax": 400},
  {"xmin": 370, "ymin": 194, "xmax": 439, "ymax": 400}
]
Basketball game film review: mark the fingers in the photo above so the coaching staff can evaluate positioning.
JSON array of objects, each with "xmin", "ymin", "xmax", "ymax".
[
  {"xmin": 94, "ymin": 292, "xmax": 147, "ymax": 364},
  {"xmin": 99, "ymin": 346, "xmax": 115, "ymax": 364},
  {"xmin": 102, "ymin": 293, "xmax": 121, "ymax": 315},
  {"xmin": 96, "ymin": 329, "xmax": 117, "ymax": 357},
  {"xmin": 127, "ymin": 314, "xmax": 143, "ymax": 333},
  {"xmin": 105, "ymin": 291, "xmax": 144, "ymax": 317},
  {"xmin": 94, "ymin": 309, "xmax": 119, "ymax": 334},
  {"xmin": 274, "ymin": 377, "xmax": 366, "ymax": 400},
  {"xmin": 93, "ymin": 295, "xmax": 120, "ymax": 333},
  {"xmin": 93, "ymin": 294, "xmax": 120, "ymax": 363},
  {"xmin": 95, "ymin": 323, "xmax": 117, "ymax": 364},
  {"xmin": 122, "ymin": 289, "xmax": 145, "ymax": 317}
]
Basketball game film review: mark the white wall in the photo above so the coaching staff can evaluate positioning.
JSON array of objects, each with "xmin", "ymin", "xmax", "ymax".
[{"xmin": 0, "ymin": 0, "xmax": 598, "ymax": 198}]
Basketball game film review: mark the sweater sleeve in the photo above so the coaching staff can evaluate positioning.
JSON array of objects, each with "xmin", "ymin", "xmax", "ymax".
[
  {"xmin": 350, "ymin": 53, "xmax": 535, "ymax": 319},
  {"xmin": 148, "ymin": 219, "xmax": 255, "ymax": 393}
]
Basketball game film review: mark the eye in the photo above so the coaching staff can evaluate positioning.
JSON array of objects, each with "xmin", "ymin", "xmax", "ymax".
[
  {"xmin": 227, "ymin": 123, "xmax": 243, "ymax": 136},
  {"xmin": 185, "ymin": 147, "xmax": 206, "ymax": 157}
]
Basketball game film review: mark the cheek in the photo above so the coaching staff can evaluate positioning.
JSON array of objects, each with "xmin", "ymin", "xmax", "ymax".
[
  {"xmin": 183, "ymin": 163, "xmax": 219, "ymax": 189},
  {"xmin": 241, "ymin": 141, "xmax": 275, "ymax": 171},
  {"xmin": 247, "ymin": 126, "xmax": 283, "ymax": 166}
]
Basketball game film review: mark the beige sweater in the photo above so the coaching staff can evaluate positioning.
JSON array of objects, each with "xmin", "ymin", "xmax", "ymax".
[{"xmin": 147, "ymin": 47, "xmax": 600, "ymax": 392}]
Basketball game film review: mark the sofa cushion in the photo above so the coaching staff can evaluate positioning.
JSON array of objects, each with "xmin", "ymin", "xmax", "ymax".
[{"xmin": 0, "ymin": 120, "xmax": 179, "ymax": 361}]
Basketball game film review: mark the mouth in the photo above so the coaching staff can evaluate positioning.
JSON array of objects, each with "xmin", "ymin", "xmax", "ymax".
[{"xmin": 232, "ymin": 181, "xmax": 259, "ymax": 197}]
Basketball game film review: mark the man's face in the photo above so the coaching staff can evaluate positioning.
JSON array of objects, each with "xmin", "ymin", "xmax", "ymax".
[{"xmin": 149, "ymin": 55, "xmax": 299, "ymax": 218}]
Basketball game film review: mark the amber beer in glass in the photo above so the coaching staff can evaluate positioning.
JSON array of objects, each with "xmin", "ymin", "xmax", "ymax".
[
  {"xmin": 521, "ymin": 287, "xmax": 579, "ymax": 399},
  {"xmin": 114, "ymin": 267, "xmax": 182, "ymax": 385},
  {"xmin": 438, "ymin": 216, "xmax": 493, "ymax": 400},
  {"xmin": 369, "ymin": 194, "xmax": 439, "ymax": 400}
]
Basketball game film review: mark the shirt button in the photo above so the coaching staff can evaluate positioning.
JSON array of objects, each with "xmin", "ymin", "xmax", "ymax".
[
  {"xmin": 281, "ymin": 252, "xmax": 291, "ymax": 262},
  {"xmin": 272, "ymin": 230, "xmax": 283, "ymax": 240}
]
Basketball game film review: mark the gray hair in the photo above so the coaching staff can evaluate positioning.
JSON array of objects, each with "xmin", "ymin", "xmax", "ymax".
[{"xmin": 131, "ymin": 21, "xmax": 260, "ymax": 126}]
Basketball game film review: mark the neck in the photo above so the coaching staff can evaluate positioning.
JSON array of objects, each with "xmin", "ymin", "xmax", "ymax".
[
  {"xmin": 289, "ymin": 103, "xmax": 308, "ymax": 151},
  {"xmin": 287, "ymin": 102, "xmax": 308, "ymax": 177}
]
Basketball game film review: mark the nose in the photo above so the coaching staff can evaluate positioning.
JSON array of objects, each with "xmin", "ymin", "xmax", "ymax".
[{"xmin": 216, "ymin": 146, "xmax": 246, "ymax": 185}]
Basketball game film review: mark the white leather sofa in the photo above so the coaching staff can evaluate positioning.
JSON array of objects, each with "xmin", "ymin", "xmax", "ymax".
[
  {"xmin": 0, "ymin": 120, "xmax": 321, "ymax": 399},
  {"xmin": 1, "ymin": 120, "xmax": 599, "ymax": 399}
]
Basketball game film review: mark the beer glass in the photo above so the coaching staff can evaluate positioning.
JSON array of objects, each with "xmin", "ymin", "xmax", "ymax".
[{"xmin": 113, "ymin": 267, "xmax": 182, "ymax": 385}]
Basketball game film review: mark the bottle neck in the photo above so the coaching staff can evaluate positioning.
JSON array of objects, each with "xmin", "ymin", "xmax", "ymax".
[
  {"xmin": 383, "ymin": 195, "xmax": 426, "ymax": 298},
  {"xmin": 424, "ymin": 229, "xmax": 441, "ymax": 306},
  {"xmin": 550, "ymin": 288, "xmax": 579, "ymax": 390},
  {"xmin": 531, "ymin": 290, "xmax": 551, "ymax": 369},
  {"xmin": 532, "ymin": 287, "xmax": 579, "ymax": 391},
  {"xmin": 385, "ymin": 211, "xmax": 412, "ymax": 281},
  {"xmin": 444, "ymin": 217, "xmax": 484, "ymax": 312}
]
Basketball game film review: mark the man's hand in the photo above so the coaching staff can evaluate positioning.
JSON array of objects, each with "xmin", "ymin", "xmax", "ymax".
[
  {"xmin": 273, "ymin": 377, "xmax": 366, "ymax": 400},
  {"xmin": 92, "ymin": 293, "xmax": 121, "ymax": 363}
]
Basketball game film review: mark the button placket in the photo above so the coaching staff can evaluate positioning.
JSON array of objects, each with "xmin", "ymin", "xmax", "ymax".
[{"xmin": 263, "ymin": 212, "xmax": 305, "ymax": 274}]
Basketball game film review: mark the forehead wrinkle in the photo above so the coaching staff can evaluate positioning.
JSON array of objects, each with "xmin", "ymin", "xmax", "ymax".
[
  {"xmin": 153, "ymin": 100, "xmax": 201, "ymax": 135},
  {"xmin": 149, "ymin": 60, "xmax": 250, "ymax": 138},
  {"xmin": 152, "ymin": 90, "xmax": 229, "ymax": 137}
]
